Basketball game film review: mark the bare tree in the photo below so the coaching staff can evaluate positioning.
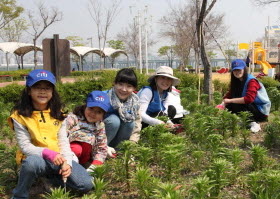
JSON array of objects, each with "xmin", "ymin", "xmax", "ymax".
[
  {"xmin": 88, "ymin": 0, "xmax": 121, "ymax": 69},
  {"xmin": 196, "ymin": 0, "xmax": 217, "ymax": 104},
  {"xmin": 27, "ymin": 2, "xmax": 62, "ymax": 68},
  {"xmin": 160, "ymin": 1, "xmax": 225, "ymax": 73},
  {"xmin": 117, "ymin": 21, "xmax": 155, "ymax": 68}
]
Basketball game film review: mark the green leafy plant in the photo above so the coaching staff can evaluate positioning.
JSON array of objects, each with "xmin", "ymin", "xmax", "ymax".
[
  {"xmin": 191, "ymin": 150, "xmax": 206, "ymax": 171},
  {"xmin": 93, "ymin": 177, "xmax": 107, "ymax": 199},
  {"xmin": 207, "ymin": 134, "xmax": 224, "ymax": 155},
  {"xmin": 247, "ymin": 169, "xmax": 280, "ymax": 199},
  {"xmin": 205, "ymin": 158, "xmax": 233, "ymax": 197},
  {"xmin": 152, "ymin": 182, "xmax": 184, "ymax": 199},
  {"xmin": 188, "ymin": 176, "xmax": 213, "ymax": 199},
  {"xmin": 250, "ymin": 144, "xmax": 268, "ymax": 171},
  {"xmin": 264, "ymin": 118, "xmax": 280, "ymax": 148},
  {"xmin": 131, "ymin": 166, "xmax": 157, "ymax": 198},
  {"xmin": 43, "ymin": 187, "xmax": 73, "ymax": 199},
  {"xmin": 117, "ymin": 141, "xmax": 138, "ymax": 190},
  {"xmin": 134, "ymin": 146, "xmax": 153, "ymax": 168}
]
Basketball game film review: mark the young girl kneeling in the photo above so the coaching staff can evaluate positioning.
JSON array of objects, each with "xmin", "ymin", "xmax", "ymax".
[
  {"xmin": 8, "ymin": 69, "xmax": 93, "ymax": 199},
  {"xmin": 65, "ymin": 91, "xmax": 110, "ymax": 171}
]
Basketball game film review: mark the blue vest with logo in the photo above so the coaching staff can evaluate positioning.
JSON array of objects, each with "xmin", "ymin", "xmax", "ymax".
[
  {"xmin": 138, "ymin": 86, "xmax": 168, "ymax": 116},
  {"xmin": 242, "ymin": 74, "xmax": 271, "ymax": 115}
]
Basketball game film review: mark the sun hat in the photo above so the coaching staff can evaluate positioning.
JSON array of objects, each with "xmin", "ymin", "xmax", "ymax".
[
  {"xmin": 148, "ymin": 66, "xmax": 180, "ymax": 86},
  {"xmin": 231, "ymin": 59, "xmax": 246, "ymax": 71},
  {"xmin": 86, "ymin": 90, "xmax": 110, "ymax": 112},
  {"xmin": 26, "ymin": 69, "xmax": 56, "ymax": 87}
]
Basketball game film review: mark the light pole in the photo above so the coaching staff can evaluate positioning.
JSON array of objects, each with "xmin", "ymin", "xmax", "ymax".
[
  {"xmin": 144, "ymin": 5, "xmax": 148, "ymax": 75},
  {"xmin": 87, "ymin": 37, "xmax": 94, "ymax": 70},
  {"xmin": 138, "ymin": 11, "xmax": 142, "ymax": 74}
]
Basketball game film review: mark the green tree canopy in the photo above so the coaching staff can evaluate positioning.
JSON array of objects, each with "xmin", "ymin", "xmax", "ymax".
[
  {"xmin": 66, "ymin": 36, "xmax": 86, "ymax": 47},
  {"xmin": 0, "ymin": 0, "xmax": 24, "ymax": 29},
  {"xmin": 107, "ymin": 40, "xmax": 125, "ymax": 50}
]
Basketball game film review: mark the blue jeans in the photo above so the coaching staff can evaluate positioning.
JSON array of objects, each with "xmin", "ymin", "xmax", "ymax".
[
  {"xmin": 12, "ymin": 155, "xmax": 93, "ymax": 199},
  {"xmin": 104, "ymin": 114, "xmax": 135, "ymax": 148}
]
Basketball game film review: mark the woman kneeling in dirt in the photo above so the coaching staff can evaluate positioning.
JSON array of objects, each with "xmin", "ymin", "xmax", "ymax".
[{"xmin": 220, "ymin": 59, "xmax": 271, "ymax": 133}]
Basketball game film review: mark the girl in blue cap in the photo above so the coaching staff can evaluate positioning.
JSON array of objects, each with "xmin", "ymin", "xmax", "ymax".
[
  {"xmin": 8, "ymin": 69, "xmax": 93, "ymax": 199},
  {"xmin": 65, "ymin": 90, "xmax": 110, "ymax": 172},
  {"xmin": 221, "ymin": 59, "xmax": 271, "ymax": 133}
]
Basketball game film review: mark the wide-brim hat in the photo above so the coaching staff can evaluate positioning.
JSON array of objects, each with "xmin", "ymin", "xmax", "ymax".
[{"xmin": 148, "ymin": 66, "xmax": 180, "ymax": 86}]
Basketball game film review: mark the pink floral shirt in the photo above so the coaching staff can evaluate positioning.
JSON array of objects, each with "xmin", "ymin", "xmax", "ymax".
[{"xmin": 65, "ymin": 113, "xmax": 107, "ymax": 163}]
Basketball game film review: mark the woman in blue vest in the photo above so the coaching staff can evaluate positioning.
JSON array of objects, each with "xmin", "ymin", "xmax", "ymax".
[
  {"xmin": 222, "ymin": 59, "xmax": 271, "ymax": 133},
  {"xmin": 138, "ymin": 66, "xmax": 180, "ymax": 129}
]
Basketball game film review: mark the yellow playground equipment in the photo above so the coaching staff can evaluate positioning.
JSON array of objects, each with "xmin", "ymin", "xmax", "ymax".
[{"xmin": 253, "ymin": 47, "xmax": 273, "ymax": 75}]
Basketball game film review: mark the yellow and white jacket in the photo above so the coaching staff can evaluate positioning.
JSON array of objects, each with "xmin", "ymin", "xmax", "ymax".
[{"xmin": 8, "ymin": 110, "xmax": 72, "ymax": 166}]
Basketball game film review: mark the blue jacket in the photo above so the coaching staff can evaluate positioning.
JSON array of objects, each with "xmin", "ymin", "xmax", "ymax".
[
  {"xmin": 138, "ymin": 86, "xmax": 168, "ymax": 116},
  {"xmin": 242, "ymin": 74, "xmax": 271, "ymax": 115}
]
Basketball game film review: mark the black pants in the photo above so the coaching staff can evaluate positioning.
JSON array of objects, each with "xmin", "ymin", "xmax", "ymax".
[
  {"xmin": 226, "ymin": 103, "xmax": 267, "ymax": 122},
  {"xmin": 141, "ymin": 105, "xmax": 182, "ymax": 129}
]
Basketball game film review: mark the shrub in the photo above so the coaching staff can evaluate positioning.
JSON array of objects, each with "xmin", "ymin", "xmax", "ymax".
[{"xmin": 259, "ymin": 76, "xmax": 280, "ymax": 88}]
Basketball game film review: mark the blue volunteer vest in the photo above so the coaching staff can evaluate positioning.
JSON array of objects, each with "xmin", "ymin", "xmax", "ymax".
[
  {"xmin": 138, "ymin": 86, "xmax": 168, "ymax": 115},
  {"xmin": 242, "ymin": 74, "xmax": 271, "ymax": 115}
]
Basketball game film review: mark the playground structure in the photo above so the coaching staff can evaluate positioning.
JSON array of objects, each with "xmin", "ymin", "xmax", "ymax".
[
  {"xmin": 253, "ymin": 47, "xmax": 274, "ymax": 75},
  {"xmin": 238, "ymin": 25, "xmax": 280, "ymax": 76}
]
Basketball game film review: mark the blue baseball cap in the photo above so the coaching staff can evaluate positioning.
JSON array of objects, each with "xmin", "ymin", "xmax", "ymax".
[
  {"xmin": 86, "ymin": 91, "xmax": 110, "ymax": 112},
  {"xmin": 231, "ymin": 59, "xmax": 246, "ymax": 71},
  {"xmin": 26, "ymin": 69, "xmax": 56, "ymax": 87}
]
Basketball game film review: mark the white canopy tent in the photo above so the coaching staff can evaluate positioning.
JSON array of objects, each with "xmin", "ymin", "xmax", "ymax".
[
  {"xmin": 70, "ymin": 46, "xmax": 104, "ymax": 71},
  {"xmin": 70, "ymin": 46, "xmax": 128, "ymax": 70},
  {"xmin": 103, "ymin": 47, "xmax": 128, "ymax": 68},
  {"xmin": 0, "ymin": 42, "xmax": 42, "ymax": 70}
]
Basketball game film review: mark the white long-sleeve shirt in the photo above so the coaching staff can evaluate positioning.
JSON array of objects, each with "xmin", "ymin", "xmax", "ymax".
[{"xmin": 138, "ymin": 88, "xmax": 165, "ymax": 125}]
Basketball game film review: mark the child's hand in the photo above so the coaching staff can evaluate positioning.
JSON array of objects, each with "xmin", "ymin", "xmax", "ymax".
[
  {"xmin": 60, "ymin": 161, "xmax": 71, "ymax": 178},
  {"xmin": 53, "ymin": 154, "xmax": 66, "ymax": 166}
]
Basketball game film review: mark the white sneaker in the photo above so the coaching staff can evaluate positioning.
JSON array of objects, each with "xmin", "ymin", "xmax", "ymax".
[
  {"xmin": 86, "ymin": 164, "xmax": 96, "ymax": 173},
  {"xmin": 250, "ymin": 122, "xmax": 261, "ymax": 133}
]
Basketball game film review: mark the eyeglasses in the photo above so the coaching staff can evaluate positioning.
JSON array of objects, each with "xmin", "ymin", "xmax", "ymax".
[{"xmin": 31, "ymin": 86, "xmax": 53, "ymax": 92}]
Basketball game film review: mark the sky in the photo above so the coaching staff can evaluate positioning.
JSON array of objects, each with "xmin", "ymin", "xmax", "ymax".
[{"xmin": 15, "ymin": 0, "xmax": 280, "ymax": 56}]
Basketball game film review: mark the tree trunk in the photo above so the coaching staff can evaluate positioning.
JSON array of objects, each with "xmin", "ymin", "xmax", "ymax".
[
  {"xmin": 200, "ymin": 30, "xmax": 213, "ymax": 104},
  {"xmin": 196, "ymin": 0, "xmax": 213, "ymax": 105},
  {"xmin": 33, "ymin": 39, "xmax": 38, "ymax": 69}
]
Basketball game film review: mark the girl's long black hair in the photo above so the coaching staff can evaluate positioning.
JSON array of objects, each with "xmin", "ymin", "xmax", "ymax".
[
  {"xmin": 229, "ymin": 68, "xmax": 248, "ymax": 98},
  {"xmin": 12, "ymin": 85, "xmax": 66, "ymax": 121}
]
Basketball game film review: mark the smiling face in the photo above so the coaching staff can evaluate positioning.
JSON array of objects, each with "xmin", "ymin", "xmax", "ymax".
[
  {"xmin": 29, "ymin": 81, "xmax": 53, "ymax": 110},
  {"xmin": 113, "ymin": 82, "xmax": 136, "ymax": 101},
  {"xmin": 232, "ymin": 69, "xmax": 245, "ymax": 80},
  {"xmin": 84, "ymin": 106, "xmax": 105, "ymax": 123},
  {"xmin": 155, "ymin": 76, "xmax": 173, "ymax": 92}
]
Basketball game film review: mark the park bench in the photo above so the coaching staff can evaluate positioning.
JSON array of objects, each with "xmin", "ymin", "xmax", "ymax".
[
  {"xmin": 0, "ymin": 75, "xmax": 13, "ymax": 82},
  {"xmin": 21, "ymin": 74, "xmax": 28, "ymax": 80}
]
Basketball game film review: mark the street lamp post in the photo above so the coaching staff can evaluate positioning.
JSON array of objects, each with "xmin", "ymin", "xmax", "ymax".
[
  {"xmin": 87, "ymin": 37, "xmax": 94, "ymax": 70},
  {"xmin": 144, "ymin": 5, "xmax": 148, "ymax": 75}
]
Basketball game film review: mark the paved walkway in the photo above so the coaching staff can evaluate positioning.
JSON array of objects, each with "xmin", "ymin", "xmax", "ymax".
[{"xmin": 0, "ymin": 77, "xmax": 76, "ymax": 88}]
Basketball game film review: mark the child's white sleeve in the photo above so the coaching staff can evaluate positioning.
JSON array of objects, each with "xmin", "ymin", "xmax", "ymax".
[
  {"xmin": 58, "ymin": 120, "xmax": 73, "ymax": 167},
  {"xmin": 13, "ymin": 118, "xmax": 44, "ymax": 157}
]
